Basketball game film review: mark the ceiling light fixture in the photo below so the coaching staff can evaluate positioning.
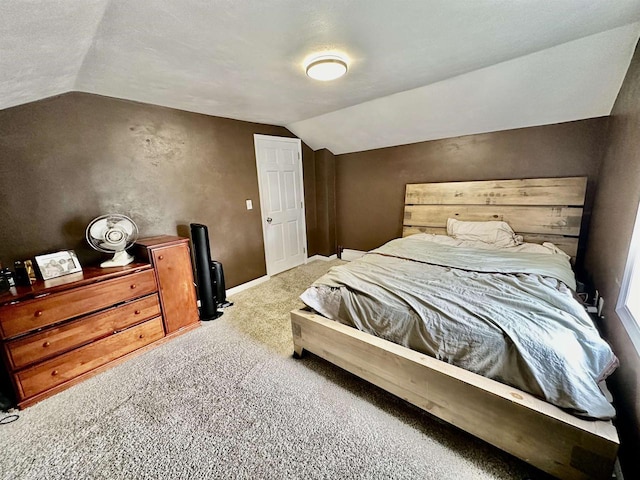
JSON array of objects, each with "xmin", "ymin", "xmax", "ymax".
[{"xmin": 305, "ymin": 55, "xmax": 348, "ymax": 81}]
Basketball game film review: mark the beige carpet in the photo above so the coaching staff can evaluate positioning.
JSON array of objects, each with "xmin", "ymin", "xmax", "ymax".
[
  {"xmin": 222, "ymin": 259, "xmax": 347, "ymax": 356},
  {"xmin": 0, "ymin": 259, "xmax": 543, "ymax": 480}
]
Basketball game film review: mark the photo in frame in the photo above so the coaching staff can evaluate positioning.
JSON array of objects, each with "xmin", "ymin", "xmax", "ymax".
[{"xmin": 34, "ymin": 250, "xmax": 82, "ymax": 280}]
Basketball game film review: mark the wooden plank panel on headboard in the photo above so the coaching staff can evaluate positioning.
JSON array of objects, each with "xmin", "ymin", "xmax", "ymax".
[
  {"xmin": 404, "ymin": 205, "xmax": 583, "ymax": 236},
  {"xmin": 403, "ymin": 177, "xmax": 588, "ymax": 260},
  {"xmin": 405, "ymin": 177, "xmax": 587, "ymax": 206}
]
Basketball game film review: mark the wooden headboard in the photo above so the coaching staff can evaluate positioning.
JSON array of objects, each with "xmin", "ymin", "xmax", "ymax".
[{"xmin": 403, "ymin": 177, "xmax": 588, "ymax": 260}]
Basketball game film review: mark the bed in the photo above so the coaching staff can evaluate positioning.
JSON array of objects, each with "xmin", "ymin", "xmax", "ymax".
[{"xmin": 291, "ymin": 177, "xmax": 619, "ymax": 480}]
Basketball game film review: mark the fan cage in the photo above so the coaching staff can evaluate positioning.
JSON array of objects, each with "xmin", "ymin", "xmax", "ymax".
[{"xmin": 86, "ymin": 214, "xmax": 139, "ymax": 254}]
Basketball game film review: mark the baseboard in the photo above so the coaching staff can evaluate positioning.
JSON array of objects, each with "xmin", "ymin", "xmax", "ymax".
[
  {"xmin": 227, "ymin": 256, "xmax": 336, "ymax": 296},
  {"xmin": 307, "ymin": 254, "xmax": 337, "ymax": 262},
  {"xmin": 226, "ymin": 275, "xmax": 270, "ymax": 297},
  {"xmin": 341, "ymin": 249, "xmax": 366, "ymax": 261}
]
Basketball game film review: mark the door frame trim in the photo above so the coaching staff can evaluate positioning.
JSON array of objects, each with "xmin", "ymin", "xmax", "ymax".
[{"xmin": 253, "ymin": 134, "xmax": 307, "ymax": 276}]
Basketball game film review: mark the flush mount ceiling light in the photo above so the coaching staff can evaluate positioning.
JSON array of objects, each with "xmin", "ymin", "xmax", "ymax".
[{"xmin": 305, "ymin": 55, "xmax": 348, "ymax": 81}]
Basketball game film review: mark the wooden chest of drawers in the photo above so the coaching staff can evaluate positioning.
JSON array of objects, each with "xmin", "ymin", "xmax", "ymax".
[
  {"xmin": 0, "ymin": 236, "xmax": 200, "ymax": 408},
  {"xmin": 0, "ymin": 269, "xmax": 158, "ymax": 339}
]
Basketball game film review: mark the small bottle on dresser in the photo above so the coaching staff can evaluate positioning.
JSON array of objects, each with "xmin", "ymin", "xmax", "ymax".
[
  {"xmin": 13, "ymin": 260, "xmax": 30, "ymax": 286},
  {"xmin": 1, "ymin": 264, "xmax": 16, "ymax": 287},
  {"xmin": 0, "ymin": 263, "xmax": 10, "ymax": 291}
]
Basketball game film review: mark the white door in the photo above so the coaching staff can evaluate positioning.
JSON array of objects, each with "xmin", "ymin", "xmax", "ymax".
[{"xmin": 254, "ymin": 135, "xmax": 307, "ymax": 276}]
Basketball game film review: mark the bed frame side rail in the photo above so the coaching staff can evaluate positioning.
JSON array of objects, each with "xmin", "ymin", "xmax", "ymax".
[{"xmin": 291, "ymin": 308, "xmax": 618, "ymax": 480}]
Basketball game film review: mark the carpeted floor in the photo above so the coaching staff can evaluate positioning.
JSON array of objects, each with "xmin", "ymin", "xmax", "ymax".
[{"xmin": 0, "ymin": 259, "xmax": 545, "ymax": 480}]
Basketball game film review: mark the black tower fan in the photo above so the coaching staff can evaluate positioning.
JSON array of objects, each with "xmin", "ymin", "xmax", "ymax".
[
  {"xmin": 212, "ymin": 260, "xmax": 233, "ymax": 308},
  {"xmin": 190, "ymin": 223, "xmax": 232, "ymax": 320}
]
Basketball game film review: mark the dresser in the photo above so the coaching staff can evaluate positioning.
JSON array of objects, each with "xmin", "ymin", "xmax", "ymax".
[{"xmin": 0, "ymin": 236, "xmax": 199, "ymax": 408}]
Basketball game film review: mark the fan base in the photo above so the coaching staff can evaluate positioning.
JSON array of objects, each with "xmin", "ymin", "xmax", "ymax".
[{"xmin": 100, "ymin": 251, "xmax": 135, "ymax": 268}]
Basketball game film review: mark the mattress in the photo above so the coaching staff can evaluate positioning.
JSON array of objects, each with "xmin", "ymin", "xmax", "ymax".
[{"xmin": 301, "ymin": 234, "xmax": 618, "ymax": 420}]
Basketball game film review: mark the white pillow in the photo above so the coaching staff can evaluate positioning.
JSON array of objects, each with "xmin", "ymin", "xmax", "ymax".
[{"xmin": 446, "ymin": 218, "xmax": 523, "ymax": 247}]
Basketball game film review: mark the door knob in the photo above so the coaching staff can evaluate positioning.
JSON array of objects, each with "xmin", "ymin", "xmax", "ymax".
[{"xmin": 266, "ymin": 217, "xmax": 272, "ymax": 224}]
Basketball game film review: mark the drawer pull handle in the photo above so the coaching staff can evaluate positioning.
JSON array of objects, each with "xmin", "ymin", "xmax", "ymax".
[
  {"xmin": 158, "ymin": 255, "xmax": 164, "ymax": 260},
  {"xmin": 130, "ymin": 284, "xmax": 137, "ymax": 289},
  {"xmin": 138, "ymin": 334, "xmax": 144, "ymax": 339},
  {"xmin": 51, "ymin": 370, "xmax": 58, "ymax": 376},
  {"xmin": 135, "ymin": 310, "xmax": 141, "ymax": 315},
  {"xmin": 34, "ymin": 310, "xmax": 43, "ymax": 317},
  {"xmin": 43, "ymin": 341, "xmax": 51, "ymax": 348}
]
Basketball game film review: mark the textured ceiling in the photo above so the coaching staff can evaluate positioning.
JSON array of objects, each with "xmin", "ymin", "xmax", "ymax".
[
  {"xmin": 290, "ymin": 24, "xmax": 640, "ymax": 153},
  {"xmin": 2, "ymin": 1, "xmax": 640, "ymax": 154}
]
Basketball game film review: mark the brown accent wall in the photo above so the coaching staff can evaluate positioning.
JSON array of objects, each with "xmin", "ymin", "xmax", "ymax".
[
  {"xmin": 585, "ymin": 41, "xmax": 640, "ymax": 479},
  {"xmin": 314, "ymin": 149, "xmax": 337, "ymax": 256},
  {"xmin": 335, "ymin": 118, "xmax": 608, "ymax": 271},
  {"xmin": 0, "ymin": 92, "xmax": 313, "ymax": 288}
]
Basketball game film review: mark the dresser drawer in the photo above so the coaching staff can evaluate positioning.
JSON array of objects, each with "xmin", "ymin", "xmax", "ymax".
[
  {"xmin": 5, "ymin": 294, "xmax": 161, "ymax": 370},
  {"xmin": 0, "ymin": 269, "xmax": 157, "ymax": 339},
  {"xmin": 16, "ymin": 316, "xmax": 164, "ymax": 399}
]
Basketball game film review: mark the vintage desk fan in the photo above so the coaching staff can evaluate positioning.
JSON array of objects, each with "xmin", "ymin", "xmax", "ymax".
[{"xmin": 86, "ymin": 214, "xmax": 139, "ymax": 267}]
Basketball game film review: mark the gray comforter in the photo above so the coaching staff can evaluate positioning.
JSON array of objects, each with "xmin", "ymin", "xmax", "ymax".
[{"xmin": 301, "ymin": 236, "xmax": 618, "ymax": 419}]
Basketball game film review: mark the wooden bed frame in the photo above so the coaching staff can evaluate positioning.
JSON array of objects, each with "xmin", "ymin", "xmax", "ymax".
[{"xmin": 291, "ymin": 177, "xmax": 619, "ymax": 480}]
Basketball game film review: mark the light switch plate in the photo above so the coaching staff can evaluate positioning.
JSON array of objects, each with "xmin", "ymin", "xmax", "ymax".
[{"xmin": 246, "ymin": 199, "xmax": 253, "ymax": 210}]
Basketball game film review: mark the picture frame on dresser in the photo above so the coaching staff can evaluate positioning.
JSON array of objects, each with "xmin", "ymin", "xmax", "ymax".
[{"xmin": 34, "ymin": 250, "xmax": 82, "ymax": 280}]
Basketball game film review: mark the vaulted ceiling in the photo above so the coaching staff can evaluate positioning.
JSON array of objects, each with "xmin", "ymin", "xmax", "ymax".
[{"xmin": 2, "ymin": 1, "xmax": 640, "ymax": 154}]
